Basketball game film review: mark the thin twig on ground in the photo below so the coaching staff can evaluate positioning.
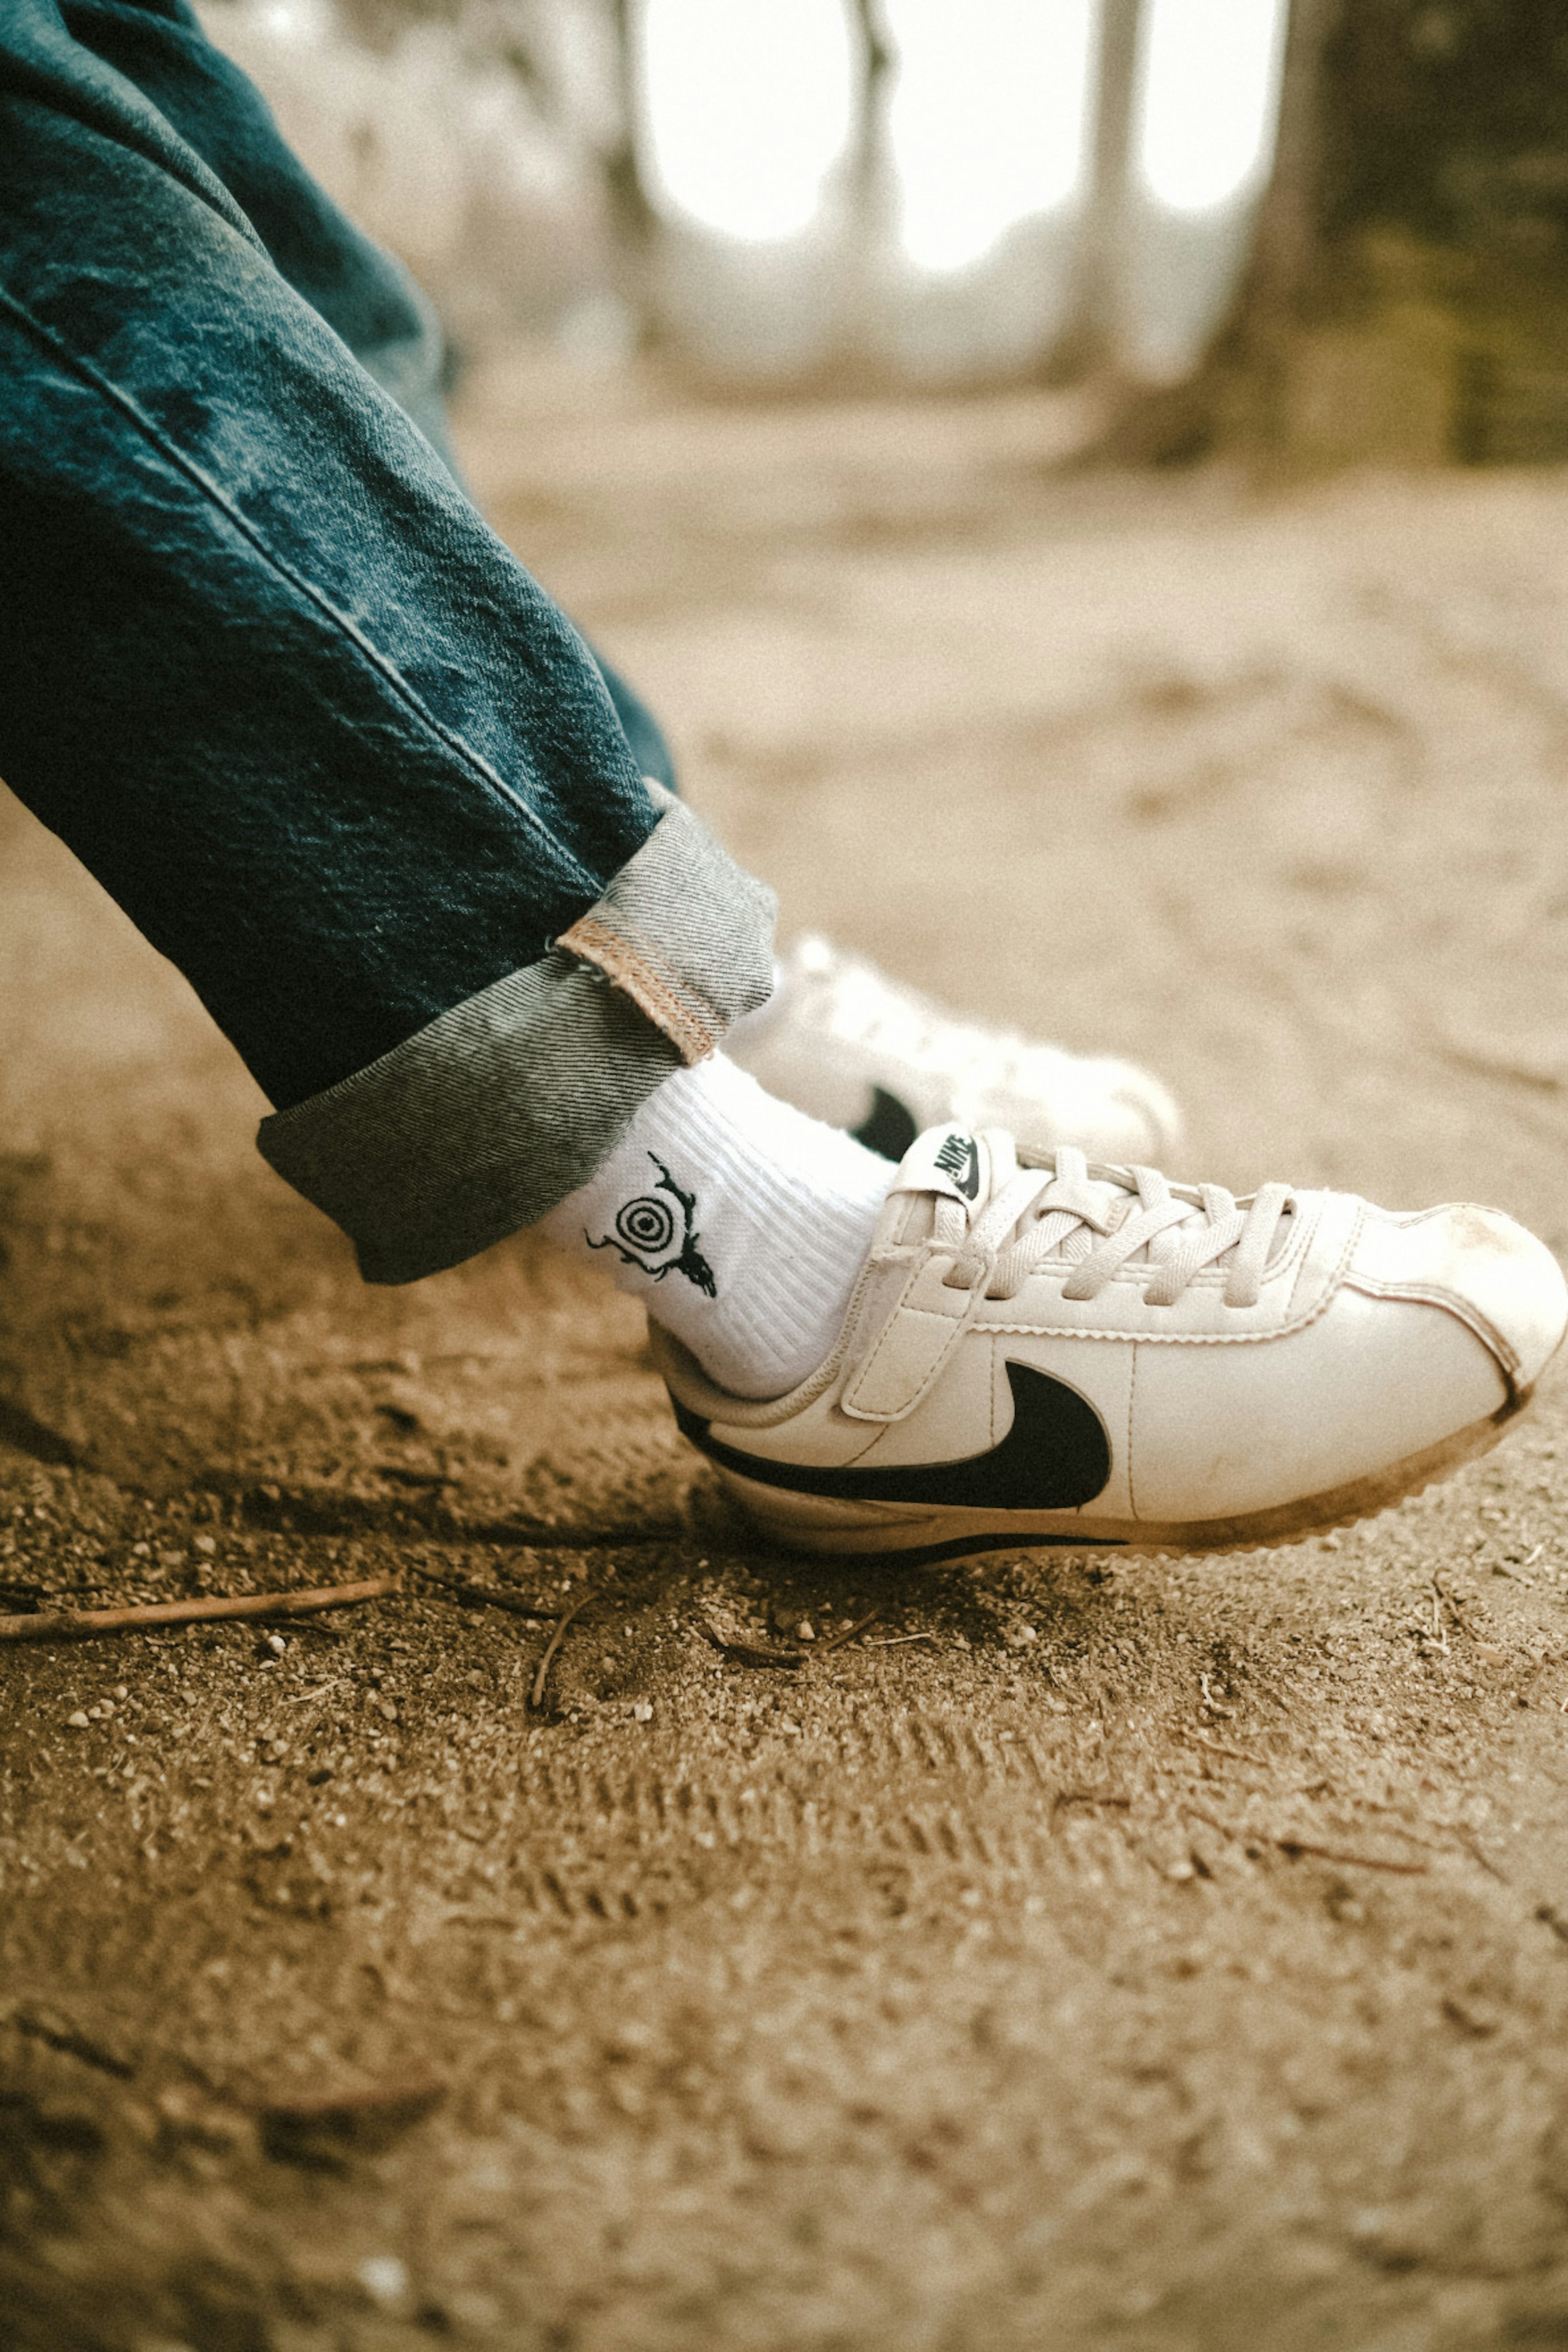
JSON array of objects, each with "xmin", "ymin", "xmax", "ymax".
[
  {"xmin": 1433, "ymin": 1575, "xmax": 1488, "ymax": 1645},
  {"xmin": 1456, "ymin": 1829, "xmax": 1509, "ymax": 1883},
  {"xmin": 695, "ymin": 1617, "xmax": 802, "ymax": 1669},
  {"xmin": 256, "ymin": 2079, "xmax": 445, "ymax": 2162},
  {"xmin": 1182, "ymin": 1803, "xmax": 1239, "ymax": 1842},
  {"xmin": 1183, "ymin": 1802, "xmax": 1430, "ymax": 1873},
  {"xmin": 1419, "ymin": 1584, "xmax": 1451, "ymax": 1655},
  {"xmin": 0, "ymin": 1575, "xmax": 400, "ymax": 1644},
  {"xmin": 813, "ymin": 1608, "xmax": 882, "ymax": 1654},
  {"xmin": 1274, "ymin": 1838, "xmax": 1428, "ymax": 1875},
  {"xmin": 696, "ymin": 1606, "xmax": 880, "ymax": 1668},
  {"xmin": 530, "ymin": 1588, "xmax": 597, "ymax": 1710},
  {"xmin": 278, "ymin": 1676, "xmax": 352, "ymax": 1710},
  {"xmin": 419, "ymin": 1567, "xmax": 563, "ymax": 1620}
]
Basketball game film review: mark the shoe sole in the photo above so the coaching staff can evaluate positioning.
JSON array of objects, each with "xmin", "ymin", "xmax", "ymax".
[{"xmin": 702, "ymin": 1388, "xmax": 1533, "ymax": 1563}]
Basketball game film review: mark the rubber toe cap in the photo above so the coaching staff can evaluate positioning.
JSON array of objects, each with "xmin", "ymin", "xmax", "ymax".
[{"xmin": 1348, "ymin": 1203, "xmax": 1568, "ymax": 1392}]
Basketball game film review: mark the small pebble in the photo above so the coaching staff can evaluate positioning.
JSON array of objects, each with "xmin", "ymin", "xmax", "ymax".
[
  {"xmin": 265, "ymin": 1633, "xmax": 287, "ymax": 1656},
  {"xmin": 112, "ymin": 1684, "xmax": 128, "ymax": 1701},
  {"xmin": 358, "ymin": 2255, "xmax": 409, "ymax": 2307},
  {"xmin": 65, "ymin": 1711, "xmax": 89, "ymax": 1730},
  {"xmin": 632, "ymin": 1702, "xmax": 653, "ymax": 1722},
  {"xmin": 194, "ymin": 1535, "xmax": 217, "ymax": 1556},
  {"xmin": 797, "ymin": 1621, "xmax": 816, "ymax": 1641}
]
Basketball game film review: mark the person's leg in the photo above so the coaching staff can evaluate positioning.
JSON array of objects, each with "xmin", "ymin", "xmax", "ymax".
[
  {"xmin": 62, "ymin": 2, "xmax": 1191, "ymax": 1177},
  {"xmin": 3, "ymin": 1, "xmax": 1562, "ymax": 1526},
  {"xmin": 63, "ymin": 2, "xmax": 1185, "ymax": 1184},
  {"xmin": 51, "ymin": 0, "xmax": 457, "ymax": 463},
  {"xmin": 1, "ymin": 5, "xmax": 657, "ymax": 1116},
  {"xmin": 1, "ymin": 0, "xmax": 893, "ymax": 1402},
  {"xmin": 590, "ymin": 653, "xmax": 679, "ymax": 795},
  {"xmin": 46, "ymin": 0, "xmax": 683, "ymax": 797}
]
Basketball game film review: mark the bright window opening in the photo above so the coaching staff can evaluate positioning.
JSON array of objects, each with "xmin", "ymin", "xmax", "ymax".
[
  {"xmin": 637, "ymin": 0, "xmax": 856, "ymax": 244},
  {"xmin": 886, "ymin": 0, "xmax": 1096, "ymax": 274},
  {"xmin": 1135, "ymin": 0, "xmax": 1288, "ymax": 214}
]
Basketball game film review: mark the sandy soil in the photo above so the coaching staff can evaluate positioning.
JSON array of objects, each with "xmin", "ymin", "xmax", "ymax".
[{"xmin": 9, "ymin": 362, "xmax": 1568, "ymax": 2352}]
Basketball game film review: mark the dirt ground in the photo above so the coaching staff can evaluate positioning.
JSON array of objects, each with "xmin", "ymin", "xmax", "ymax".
[{"xmin": 11, "ymin": 363, "xmax": 1568, "ymax": 2352}]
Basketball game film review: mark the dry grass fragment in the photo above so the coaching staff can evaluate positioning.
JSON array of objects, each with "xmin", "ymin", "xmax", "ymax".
[{"xmin": 530, "ymin": 1588, "xmax": 598, "ymax": 1710}]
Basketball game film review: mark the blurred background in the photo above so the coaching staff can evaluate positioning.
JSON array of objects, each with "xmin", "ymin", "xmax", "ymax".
[
  {"xmin": 199, "ymin": 0, "xmax": 1285, "ymax": 388},
  {"xmin": 195, "ymin": 0, "xmax": 1568, "ymax": 462},
  {"xmin": 172, "ymin": 0, "xmax": 1568, "ymax": 1218}
]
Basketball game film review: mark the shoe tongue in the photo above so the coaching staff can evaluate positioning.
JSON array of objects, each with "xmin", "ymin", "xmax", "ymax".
[{"xmin": 889, "ymin": 1124, "xmax": 991, "ymax": 1210}]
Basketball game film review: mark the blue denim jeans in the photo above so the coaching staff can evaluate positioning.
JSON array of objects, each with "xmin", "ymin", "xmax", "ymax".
[{"xmin": 0, "ymin": 0, "xmax": 775, "ymax": 1280}]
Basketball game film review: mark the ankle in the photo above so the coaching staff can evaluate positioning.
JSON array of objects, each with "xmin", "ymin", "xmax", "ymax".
[{"xmin": 540, "ymin": 1056, "xmax": 893, "ymax": 1399}]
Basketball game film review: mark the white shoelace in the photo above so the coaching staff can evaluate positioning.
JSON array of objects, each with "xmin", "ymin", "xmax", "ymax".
[{"xmin": 934, "ymin": 1138, "xmax": 1293, "ymax": 1311}]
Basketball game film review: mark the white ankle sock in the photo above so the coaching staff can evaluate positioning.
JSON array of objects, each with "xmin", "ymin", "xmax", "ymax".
[{"xmin": 540, "ymin": 1054, "xmax": 894, "ymax": 1399}]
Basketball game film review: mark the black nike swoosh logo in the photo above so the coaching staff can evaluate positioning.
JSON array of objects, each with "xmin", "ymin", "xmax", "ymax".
[
  {"xmin": 851, "ymin": 1087, "xmax": 919, "ymax": 1162},
  {"xmin": 935, "ymin": 1136, "xmax": 981, "ymax": 1199},
  {"xmin": 670, "ymin": 1359, "xmax": 1111, "ymax": 1511}
]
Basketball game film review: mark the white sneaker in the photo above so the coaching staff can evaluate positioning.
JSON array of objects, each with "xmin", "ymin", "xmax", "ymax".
[
  {"xmin": 727, "ymin": 934, "xmax": 1182, "ymax": 1165},
  {"xmin": 654, "ymin": 1124, "xmax": 1568, "ymax": 1558}
]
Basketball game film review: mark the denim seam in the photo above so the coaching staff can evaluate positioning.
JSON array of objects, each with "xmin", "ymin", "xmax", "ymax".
[
  {"xmin": 0, "ymin": 279, "xmax": 601, "ymax": 895},
  {"xmin": 257, "ymin": 799, "xmax": 778, "ymax": 1282},
  {"xmin": 555, "ymin": 912, "xmax": 719, "ymax": 1064}
]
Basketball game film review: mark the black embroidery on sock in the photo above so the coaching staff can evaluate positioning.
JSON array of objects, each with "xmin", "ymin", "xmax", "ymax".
[{"xmin": 588, "ymin": 1154, "xmax": 717, "ymax": 1296}]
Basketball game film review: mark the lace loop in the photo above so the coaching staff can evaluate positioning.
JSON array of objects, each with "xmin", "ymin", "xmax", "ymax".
[{"xmin": 936, "ymin": 1139, "xmax": 1292, "ymax": 1311}]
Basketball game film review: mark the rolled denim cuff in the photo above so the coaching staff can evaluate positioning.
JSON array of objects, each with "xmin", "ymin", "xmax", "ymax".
[{"xmin": 256, "ymin": 791, "xmax": 777, "ymax": 1283}]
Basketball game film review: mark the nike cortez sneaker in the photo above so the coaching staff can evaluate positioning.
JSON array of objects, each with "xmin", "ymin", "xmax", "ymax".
[
  {"xmin": 654, "ymin": 1125, "xmax": 1568, "ymax": 1558},
  {"xmin": 727, "ymin": 934, "xmax": 1182, "ymax": 1165}
]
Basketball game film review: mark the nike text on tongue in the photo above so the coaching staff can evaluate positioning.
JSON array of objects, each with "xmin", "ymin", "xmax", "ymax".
[{"xmin": 892, "ymin": 1125, "xmax": 986, "ymax": 1205}]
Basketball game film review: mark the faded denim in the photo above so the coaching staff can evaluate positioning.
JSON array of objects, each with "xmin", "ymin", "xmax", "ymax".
[
  {"xmin": 0, "ymin": 0, "xmax": 774, "ymax": 1279},
  {"xmin": 261, "ymin": 786, "xmax": 777, "ymax": 1283}
]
